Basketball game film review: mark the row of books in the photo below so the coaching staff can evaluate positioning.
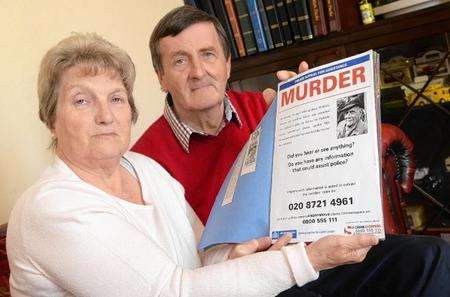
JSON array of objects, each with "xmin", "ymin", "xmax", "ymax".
[{"xmin": 185, "ymin": 0, "xmax": 343, "ymax": 59}]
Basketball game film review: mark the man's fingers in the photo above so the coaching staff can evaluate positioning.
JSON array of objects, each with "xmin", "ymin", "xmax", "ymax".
[
  {"xmin": 268, "ymin": 233, "xmax": 292, "ymax": 251},
  {"xmin": 267, "ymin": 62, "xmax": 308, "ymax": 103},
  {"xmin": 262, "ymin": 88, "xmax": 277, "ymax": 105},
  {"xmin": 355, "ymin": 246, "xmax": 373, "ymax": 260},
  {"xmin": 275, "ymin": 61, "xmax": 308, "ymax": 83},
  {"xmin": 276, "ymin": 70, "xmax": 297, "ymax": 81},
  {"xmin": 298, "ymin": 61, "xmax": 309, "ymax": 73},
  {"xmin": 344, "ymin": 246, "xmax": 373, "ymax": 264},
  {"xmin": 349, "ymin": 235, "xmax": 379, "ymax": 249}
]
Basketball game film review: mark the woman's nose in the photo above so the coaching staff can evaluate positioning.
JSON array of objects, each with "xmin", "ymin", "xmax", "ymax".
[{"xmin": 95, "ymin": 102, "xmax": 114, "ymax": 125}]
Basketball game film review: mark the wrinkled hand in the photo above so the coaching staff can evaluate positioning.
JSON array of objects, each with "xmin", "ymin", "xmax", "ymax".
[
  {"xmin": 262, "ymin": 61, "xmax": 309, "ymax": 105},
  {"xmin": 229, "ymin": 233, "xmax": 292, "ymax": 260},
  {"xmin": 305, "ymin": 234, "xmax": 379, "ymax": 272}
]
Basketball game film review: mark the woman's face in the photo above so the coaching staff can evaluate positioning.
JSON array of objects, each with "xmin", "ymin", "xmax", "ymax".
[{"xmin": 53, "ymin": 65, "xmax": 132, "ymax": 165}]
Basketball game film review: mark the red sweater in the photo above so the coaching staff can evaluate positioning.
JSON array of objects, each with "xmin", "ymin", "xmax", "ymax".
[{"xmin": 132, "ymin": 90, "xmax": 268, "ymax": 224}]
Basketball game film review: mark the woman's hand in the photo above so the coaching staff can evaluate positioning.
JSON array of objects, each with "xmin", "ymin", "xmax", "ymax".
[
  {"xmin": 305, "ymin": 234, "xmax": 379, "ymax": 272},
  {"xmin": 228, "ymin": 233, "xmax": 292, "ymax": 260}
]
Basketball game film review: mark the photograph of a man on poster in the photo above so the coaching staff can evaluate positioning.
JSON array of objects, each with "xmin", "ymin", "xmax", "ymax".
[{"xmin": 336, "ymin": 92, "xmax": 368, "ymax": 139}]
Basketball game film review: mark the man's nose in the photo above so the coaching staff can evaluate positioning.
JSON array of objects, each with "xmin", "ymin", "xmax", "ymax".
[
  {"xmin": 189, "ymin": 56, "xmax": 206, "ymax": 78},
  {"xmin": 95, "ymin": 101, "xmax": 114, "ymax": 125}
]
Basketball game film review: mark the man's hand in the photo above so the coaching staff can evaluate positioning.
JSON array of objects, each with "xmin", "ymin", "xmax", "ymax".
[
  {"xmin": 228, "ymin": 233, "xmax": 292, "ymax": 260},
  {"xmin": 305, "ymin": 234, "xmax": 379, "ymax": 272},
  {"xmin": 262, "ymin": 61, "xmax": 309, "ymax": 105}
]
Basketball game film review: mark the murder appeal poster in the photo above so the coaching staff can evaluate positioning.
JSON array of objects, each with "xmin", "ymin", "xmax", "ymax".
[{"xmin": 270, "ymin": 50, "xmax": 385, "ymax": 242}]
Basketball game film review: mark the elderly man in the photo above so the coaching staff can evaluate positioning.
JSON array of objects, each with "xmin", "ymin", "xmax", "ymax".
[
  {"xmin": 133, "ymin": 5, "xmax": 450, "ymax": 297},
  {"xmin": 132, "ymin": 5, "xmax": 298, "ymax": 224},
  {"xmin": 337, "ymin": 93, "xmax": 368, "ymax": 138}
]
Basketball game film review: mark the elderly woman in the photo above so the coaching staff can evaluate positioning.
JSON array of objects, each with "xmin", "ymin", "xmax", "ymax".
[{"xmin": 6, "ymin": 33, "xmax": 381, "ymax": 296}]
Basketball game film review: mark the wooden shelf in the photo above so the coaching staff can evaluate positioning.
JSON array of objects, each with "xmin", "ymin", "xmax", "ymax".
[
  {"xmin": 230, "ymin": 3, "xmax": 450, "ymax": 82},
  {"xmin": 413, "ymin": 227, "xmax": 450, "ymax": 235}
]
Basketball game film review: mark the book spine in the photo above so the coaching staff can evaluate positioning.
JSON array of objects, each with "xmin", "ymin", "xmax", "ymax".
[
  {"xmin": 293, "ymin": 0, "xmax": 313, "ymax": 40},
  {"xmin": 184, "ymin": 0, "xmax": 199, "ymax": 7},
  {"xmin": 234, "ymin": 0, "xmax": 258, "ymax": 55},
  {"xmin": 308, "ymin": 0, "xmax": 328, "ymax": 37},
  {"xmin": 275, "ymin": 0, "xmax": 293, "ymax": 45},
  {"xmin": 256, "ymin": 0, "xmax": 275, "ymax": 49},
  {"xmin": 284, "ymin": 0, "xmax": 302, "ymax": 41},
  {"xmin": 324, "ymin": 0, "xmax": 341, "ymax": 32},
  {"xmin": 262, "ymin": 0, "xmax": 284, "ymax": 48},
  {"xmin": 246, "ymin": 0, "xmax": 269, "ymax": 52},
  {"xmin": 224, "ymin": 0, "xmax": 247, "ymax": 57},
  {"xmin": 197, "ymin": 0, "xmax": 217, "ymax": 16},
  {"xmin": 211, "ymin": 0, "xmax": 239, "ymax": 59}
]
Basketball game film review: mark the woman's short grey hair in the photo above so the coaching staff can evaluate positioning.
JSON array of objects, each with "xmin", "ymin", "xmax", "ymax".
[{"xmin": 38, "ymin": 33, "xmax": 138, "ymax": 134}]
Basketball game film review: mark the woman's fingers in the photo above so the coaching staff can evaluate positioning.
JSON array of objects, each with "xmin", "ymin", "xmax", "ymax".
[
  {"xmin": 228, "ymin": 236, "xmax": 272, "ymax": 259},
  {"xmin": 268, "ymin": 233, "xmax": 292, "ymax": 251}
]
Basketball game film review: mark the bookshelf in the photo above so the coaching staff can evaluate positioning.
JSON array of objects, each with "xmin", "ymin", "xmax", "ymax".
[{"xmin": 230, "ymin": 2, "xmax": 450, "ymax": 81}]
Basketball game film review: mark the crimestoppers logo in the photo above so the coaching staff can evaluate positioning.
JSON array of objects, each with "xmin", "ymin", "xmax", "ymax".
[{"xmin": 344, "ymin": 224, "xmax": 383, "ymax": 235}]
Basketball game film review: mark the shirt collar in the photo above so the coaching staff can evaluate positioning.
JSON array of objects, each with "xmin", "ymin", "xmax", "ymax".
[{"xmin": 163, "ymin": 93, "xmax": 242, "ymax": 153}]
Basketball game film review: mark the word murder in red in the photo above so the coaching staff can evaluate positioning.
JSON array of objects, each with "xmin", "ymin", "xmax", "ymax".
[{"xmin": 280, "ymin": 66, "xmax": 366, "ymax": 107}]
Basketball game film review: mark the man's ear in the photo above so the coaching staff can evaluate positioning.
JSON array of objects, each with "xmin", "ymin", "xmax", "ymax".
[
  {"xmin": 226, "ymin": 56, "xmax": 231, "ymax": 80},
  {"xmin": 156, "ymin": 71, "xmax": 167, "ymax": 93}
]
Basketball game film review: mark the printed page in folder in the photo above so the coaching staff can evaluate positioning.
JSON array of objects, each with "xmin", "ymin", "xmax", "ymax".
[
  {"xmin": 270, "ymin": 50, "xmax": 384, "ymax": 243},
  {"xmin": 199, "ymin": 50, "xmax": 384, "ymax": 250}
]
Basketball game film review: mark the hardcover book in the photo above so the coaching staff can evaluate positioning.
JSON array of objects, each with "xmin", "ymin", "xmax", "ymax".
[
  {"xmin": 324, "ymin": 0, "xmax": 341, "ymax": 32},
  {"xmin": 262, "ymin": 0, "xmax": 285, "ymax": 48},
  {"xmin": 275, "ymin": 0, "xmax": 294, "ymax": 45},
  {"xmin": 199, "ymin": 50, "xmax": 385, "ymax": 250},
  {"xmin": 292, "ymin": 0, "xmax": 314, "ymax": 40},
  {"xmin": 246, "ymin": 0, "xmax": 269, "ymax": 52},
  {"xmin": 234, "ymin": 0, "xmax": 258, "ymax": 55},
  {"xmin": 284, "ymin": 0, "xmax": 303, "ymax": 41},
  {"xmin": 211, "ymin": 0, "xmax": 240, "ymax": 59},
  {"xmin": 197, "ymin": 0, "xmax": 217, "ymax": 16},
  {"xmin": 256, "ymin": 0, "xmax": 275, "ymax": 49},
  {"xmin": 308, "ymin": 0, "xmax": 328, "ymax": 37},
  {"xmin": 184, "ymin": 0, "xmax": 199, "ymax": 7},
  {"xmin": 224, "ymin": 0, "xmax": 247, "ymax": 57}
]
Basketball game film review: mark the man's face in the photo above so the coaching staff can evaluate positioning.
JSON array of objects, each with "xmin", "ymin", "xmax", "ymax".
[
  {"xmin": 344, "ymin": 106, "xmax": 363, "ymax": 128},
  {"xmin": 157, "ymin": 22, "xmax": 231, "ymax": 117}
]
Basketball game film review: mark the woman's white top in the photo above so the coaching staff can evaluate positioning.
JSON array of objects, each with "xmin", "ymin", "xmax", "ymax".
[{"xmin": 7, "ymin": 152, "xmax": 318, "ymax": 297}]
